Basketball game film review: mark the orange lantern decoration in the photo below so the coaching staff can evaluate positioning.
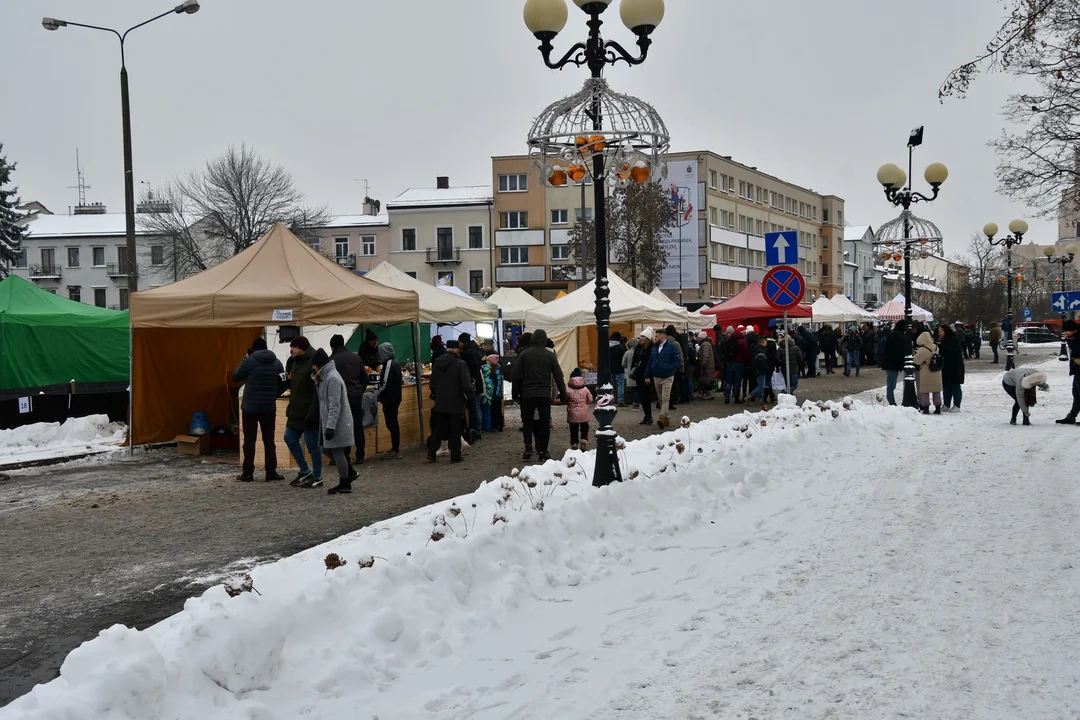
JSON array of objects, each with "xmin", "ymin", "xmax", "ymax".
[
  {"xmin": 999, "ymin": 276, "xmax": 1007, "ymax": 284},
  {"xmin": 575, "ymin": 135, "xmax": 589, "ymax": 148},
  {"xmin": 587, "ymin": 135, "xmax": 606, "ymax": 153},
  {"xmin": 630, "ymin": 160, "xmax": 651, "ymax": 183},
  {"xmin": 567, "ymin": 164, "xmax": 587, "ymax": 182},
  {"xmin": 615, "ymin": 163, "xmax": 632, "ymax": 180},
  {"xmin": 893, "ymin": 252, "xmax": 903, "ymax": 262},
  {"xmin": 548, "ymin": 166, "xmax": 568, "ymax": 187}
]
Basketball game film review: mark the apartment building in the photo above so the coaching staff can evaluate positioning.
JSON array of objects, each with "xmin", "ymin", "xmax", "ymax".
[
  {"xmin": 491, "ymin": 151, "xmax": 846, "ymax": 305},
  {"xmin": 305, "ymin": 202, "xmax": 390, "ymax": 275},
  {"xmin": 843, "ymin": 225, "xmax": 884, "ymax": 306},
  {"xmin": 383, "ymin": 177, "xmax": 495, "ymax": 295},
  {"xmin": 12, "ymin": 205, "xmax": 171, "ymax": 308}
]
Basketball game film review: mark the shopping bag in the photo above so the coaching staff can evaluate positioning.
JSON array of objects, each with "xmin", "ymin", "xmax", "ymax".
[{"xmin": 770, "ymin": 370, "xmax": 787, "ymax": 393}]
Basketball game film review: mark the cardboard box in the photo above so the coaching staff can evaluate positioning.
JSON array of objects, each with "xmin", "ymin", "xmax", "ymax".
[{"xmin": 175, "ymin": 434, "xmax": 211, "ymax": 456}]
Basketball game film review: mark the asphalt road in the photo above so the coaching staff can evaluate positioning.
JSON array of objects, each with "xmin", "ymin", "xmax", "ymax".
[{"xmin": 0, "ymin": 354, "xmax": 1023, "ymax": 706}]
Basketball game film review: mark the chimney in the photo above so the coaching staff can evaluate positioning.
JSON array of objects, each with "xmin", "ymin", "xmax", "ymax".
[
  {"xmin": 362, "ymin": 199, "xmax": 373, "ymax": 215},
  {"xmin": 436, "ymin": 176, "xmax": 450, "ymax": 189}
]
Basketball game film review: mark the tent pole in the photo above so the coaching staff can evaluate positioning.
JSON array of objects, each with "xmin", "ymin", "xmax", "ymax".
[
  {"xmin": 412, "ymin": 322, "xmax": 425, "ymax": 446},
  {"xmin": 128, "ymin": 324, "xmax": 134, "ymax": 456}
]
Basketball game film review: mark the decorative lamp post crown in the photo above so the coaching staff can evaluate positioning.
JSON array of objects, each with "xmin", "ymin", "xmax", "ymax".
[
  {"xmin": 526, "ymin": 77, "xmax": 670, "ymax": 189},
  {"xmin": 874, "ymin": 210, "xmax": 943, "ymax": 245}
]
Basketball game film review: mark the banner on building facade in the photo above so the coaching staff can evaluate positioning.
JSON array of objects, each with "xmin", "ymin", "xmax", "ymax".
[{"xmin": 655, "ymin": 161, "xmax": 699, "ymax": 291}]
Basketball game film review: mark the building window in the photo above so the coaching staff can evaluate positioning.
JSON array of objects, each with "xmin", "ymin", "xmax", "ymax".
[
  {"xmin": 66, "ymin": 247, "xmax": 80, "ymax": 267},
  {"xmin": 68, "ymin": 286, "xmax": 81, "ymax": 302},
  {"xmin": 498, "ymin": 173, "xmax": 528, "ymax": 192},
  {"xmin": 822, "ymin": 263, "xmax": 830, "ymax": 278},
  {"xmin": 469, "ymin": 270, "xmax": 484, "ymax": 295},
  {"xmin": 468, "ymin": 225, "xmax": 484, "ymax": 249},
  {"xmin": 738, "ymin": 180, "xmax": 746, "ymax": 198},
  {"xmin": 755, "ymin": 219, "xmax": 763, "ymax": 236},
  {"xmin": 402, "ymin": 228, "xmax": 416, "ymax": 251},
  {"xmin": 756, "ymin": 187, "xmax": 763, "ymax": 204},
  {"xmin": 838, "ymin": 211, "xmax": 843, "ymax": 226},
  {"xmin": 551, "ymin": 208, "xmax": 569, "ymax": 225},
  {"xmin": 334, "ymin": 236, "xmax": 349, "ymax": 259},
  {"xmin": 499, "ymin": 211, "xmax": 528, "ymax": 229},
  {"xmin": 405, "ymin": 271, "xmax": 417, "ymax": 279},
  {"xmin": 437, "ymin": 271, "xmax": 454, "ymax": 286},
  {"xmin": 361, "ymin": 235, "xmax": 376, "ymax": 256},
  {"xmin": 15, "ymin": 248, "xmax": 26, "ymax": 267},
  {"xmin": 708, "ymin": 169, "xmax": 718, "ymax": 189},
  {"xmin": 709, "ymin": 207, "xmax": 718, "ymax": 225},
  {"xmin": 92, "ymin": 247, "xmax": 105, "ymax": 267},
  {"xmin": 436, "ymin": 227, "xmax": 454, "ymax": 259},
  {"xmin": 552, "ymin": 245, "xmax": 570, "ymax": 261},
  {"xmin": 40, "ymin": 248, "xmax": 56, "ymax": 271},
  {"xmin": 500, "ymin": 246, "xmax": 530, "ymax": 265},
  {"xmin": 306, "ymin": 236, "xmax": 321, "ymax": 251},
  {"xmin": 822, "ymin": 235, "xmax": 828, "ymax": 250},
  {"xmin": 119, "ymin": 288, "xmax": 129, "ymax": 310},
  {"xmin": 93, "ymin": 288, "xmax": 107, "ymax": 308},
  {"xmin": 822, "ymin": 208, "xmax": 829, "ymax": 223},
  {"xmin": 150, "ymin": 246, "xmax": 164, "ymax": 266},
  {"xmin": 575, "ymin": 207, "xmax": 593, "ymax": 223}
]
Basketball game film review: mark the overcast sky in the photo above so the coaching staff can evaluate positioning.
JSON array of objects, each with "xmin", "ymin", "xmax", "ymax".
[{"xmin": 1, "ymin": 0, "xmax": 1057, "ymax": 257}]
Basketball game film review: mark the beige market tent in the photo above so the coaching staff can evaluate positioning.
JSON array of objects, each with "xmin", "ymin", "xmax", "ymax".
[
  {"xmin": 487, "ymin": 286, "xmax": 544, "ymax": 322},
  {"xmin": 128, "ymin": 224, "xmax": 419, "ymax": 444},
  {"xmin": 363, "ymin": 262, "xmax": 498, "ymax": 323}
]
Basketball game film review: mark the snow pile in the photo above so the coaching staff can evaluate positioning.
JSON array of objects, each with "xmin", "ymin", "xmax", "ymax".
[
  {"xmin": 5, "ymin": 399, "xmax": 910, "ymax": 719},
  {"xmin": 0, "ymin": 414, "xmax": 125, "ymax": 464}
]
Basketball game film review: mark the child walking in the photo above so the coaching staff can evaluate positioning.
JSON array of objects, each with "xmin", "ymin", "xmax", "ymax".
[
  {"xmin": 484, "ymin": 354, "xmax": 503, "ymax": 432},
  {"xmin": 566, "ymin": 368, "xmax": 594, "ymax": 451}
]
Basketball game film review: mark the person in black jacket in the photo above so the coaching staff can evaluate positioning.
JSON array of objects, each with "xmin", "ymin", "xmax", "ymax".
[
  {"xmin": 511, "ymin": 328, "xmax": 567, "ymax": 462},
  {"xmin": 609, "ymin": 332, "xmax": 627, "ymax": 406},
  {"xmin": 232, "ymin": 337, "xmax": 286, "ymax": 482},
  {"xmin": 631, "ymin": 330, "xmax": 654, "ymax": 423},
  {"xmin": 1057, "ymin": 320, "xmax": 1080, "ymax": 425},
  {"xmin": 329, "ymin": 334, "xmax": 368, "ymax": 465},
  {"xmin": 881, "ymin": 319, "xmax": 910, "ymax": 405},
  {"xmin": 799, "ymin": 326, "xmax": 820, "ymax": 377},
  {"xmin": 819, "ymin": 325, "xmax": 839, "ymax": 374},
  {"xmin": 375, "ymin": 342, "xmax": 403, "ymax": 458},
  {"xmin": 427, "ymin": 341, "xmax": 474, "ymax": 463},
  {"xmin": 937, "ymin": 325, "xmax": 966, "ymax": 411},
  {"xmin": 458, "ymin": 332, "xmax": 486, "ymax": 438},
  {"xmin": 284, "ymin": 337, "xmax": 322, "ymax": 487}
]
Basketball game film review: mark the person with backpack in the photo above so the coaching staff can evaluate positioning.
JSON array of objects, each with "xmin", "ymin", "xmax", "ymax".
[
  {"xmin": 722, "ymin": 326, "xmax": 749, "ymax": 404},
  {"xmin": 912, "ymin": 330, "xmax": 943, "ymax": 415}
]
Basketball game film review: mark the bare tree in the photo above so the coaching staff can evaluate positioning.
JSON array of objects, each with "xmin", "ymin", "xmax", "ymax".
[
  {"xmin": 567, "ymin": 181, "xmax": 677, "ymax": 291},
  {"xmin": 144, "ymin": 145, "xmax": 329, "ymax": 280},
  {"xmin": 940, "ymin": 1, "xmax": 1080, "ymax": 216}
]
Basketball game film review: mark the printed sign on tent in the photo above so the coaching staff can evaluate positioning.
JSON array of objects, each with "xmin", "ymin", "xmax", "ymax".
[{"xmin": 18, "ymin": 397, "xmax": 30, "ymax": 414}]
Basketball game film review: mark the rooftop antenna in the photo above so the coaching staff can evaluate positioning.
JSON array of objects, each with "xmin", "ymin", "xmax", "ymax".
[
  {"xmin": 68, "ymin": 149, "xmax": 90, "ymax": 207},
  {"xmin": 354, "ymin": 178, "xmax": 370, "ymax": 198}
]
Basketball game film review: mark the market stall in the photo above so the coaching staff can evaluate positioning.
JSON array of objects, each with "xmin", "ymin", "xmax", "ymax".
[
  {"xmin": 128, "ymin": 224, "xmax": 419, "ymax": 448},
  {"xmin": 876, "ymin": 293, "xmax": 933, "ymax": 322},
  {"xmin": 701, "ymin": 281, "xmax": 813, "ymax": 328},
  {"xmin": 810, "ymin": 296, "xmax": 848, "ymax": 324},
  {"xmin": 829, "ymin": 294, "xmax": 878, "ymax": 323},
  {"xmin": 487, "ymin": 286, "xmax": 543, "ymax": 322}
]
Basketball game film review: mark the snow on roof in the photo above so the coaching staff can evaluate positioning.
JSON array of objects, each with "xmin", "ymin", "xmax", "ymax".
[
  {"xmin": 24, "ymin": 213, "xmax": 156, "ymax": 238},
  {"xmin": 387, "ymin": 185, "xmax": 492, "ymax": 209},
  {"xmin": 844, "ymin": 225, "xmax": 872, "ymax": 242},
  {"xmin": 322, "ymin": 213, "xmax": 390, "ymax": 228}
]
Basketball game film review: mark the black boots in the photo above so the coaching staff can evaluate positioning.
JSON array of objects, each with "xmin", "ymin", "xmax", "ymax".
[
  {"xmin": 933, "ymin": 406, "xmax": 941, "ymax": 415},
  {"xmin": 920, "ymin": 406, "xmax": 930, "ymax": 415}
]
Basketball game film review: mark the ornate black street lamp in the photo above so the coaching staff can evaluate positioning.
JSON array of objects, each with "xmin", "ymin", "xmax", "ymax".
[
  {"xmin": 984, "ymin": 220, "xmax": 1029, "ymax": 371},
  {"xmin": 874, "ymin": 126, "xmax": 948, "ymax": 408},
  {"xmin": 1043, "ymin": 243, "xmax": 1077, "ymax": 361},
  {"xmin": 524, "ymin": 0, "xmax": 670, "ymax": 487},
  {"xmin": 42, "ymin": 1, "xmax": 200, "ymax": 293}
]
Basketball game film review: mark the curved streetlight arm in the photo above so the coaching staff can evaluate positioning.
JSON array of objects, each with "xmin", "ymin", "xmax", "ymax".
[
  {"xmin": 45, "ymin": 8, "xmax": 183, "ymax": 66},
  {"xmin": 535, "ymin": 10, "xmax": 652, "ymax": 76},
  {"xmin": 883, "ymin": 184, "xmax": 940, "ymax": 209}
]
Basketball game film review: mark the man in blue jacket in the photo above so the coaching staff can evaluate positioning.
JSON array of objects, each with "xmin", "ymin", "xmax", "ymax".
[{"xmin": 645, "ymin": 327, "xmax": 681, "ymax": 429}]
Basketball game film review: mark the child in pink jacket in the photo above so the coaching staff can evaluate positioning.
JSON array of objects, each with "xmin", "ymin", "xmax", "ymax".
[{"xmin": 566, "ymin": 368, "xmax": 594, "ymax": 451}]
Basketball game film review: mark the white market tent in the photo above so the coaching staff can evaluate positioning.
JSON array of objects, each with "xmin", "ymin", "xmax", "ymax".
[
  {"xmin": 830, "ymin": 294, "xmax": 878, "ymax": 322},
  {"xmin": 486, "ymin": 286, "xmax": 544, "ymax": 322},
  {"xmin": 647, "ymin": 287, "xmax": 714, "ymax": 328},
  {"xmin": 876, "ymin": 293, "xmax": 934, "ymax": 322},
  {"xmin": 364, "ymin": 262, "xmax": 498, "ymax": 323},
  {"xmin": 810, "ymin": 296, "xmax": 848, "ymax": 324}
]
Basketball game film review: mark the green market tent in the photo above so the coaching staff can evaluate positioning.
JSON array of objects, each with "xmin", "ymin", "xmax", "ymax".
[{"xmin": 0, "ymin": 275, "xmax": 129, "ymax": 396}]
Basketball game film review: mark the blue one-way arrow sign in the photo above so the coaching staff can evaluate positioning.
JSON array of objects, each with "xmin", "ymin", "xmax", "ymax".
[
  {"xmin": 765, "ymin": 230, "xmax": 798, "ymax": 266},
  {"xmin": 1051, "ymin": 290, "xmax": 1080, "ymax": 313}
]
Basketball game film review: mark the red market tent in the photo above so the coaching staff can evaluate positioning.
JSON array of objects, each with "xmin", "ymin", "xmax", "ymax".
[{"xmin": 701, "ymin": 281, "xmax": 812, "ymax": 326}]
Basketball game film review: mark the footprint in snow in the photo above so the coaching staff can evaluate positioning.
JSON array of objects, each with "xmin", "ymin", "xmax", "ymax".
[{"xmin": 548, "ymin": 625, "xmax": 577, "ymax": 641}]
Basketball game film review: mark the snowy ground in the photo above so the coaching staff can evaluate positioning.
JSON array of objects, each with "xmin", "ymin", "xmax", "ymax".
[
  {"xmin": 4, "ymin": 359, "xmax": 1079, "ymax": 719},
  {"xmin": 0, "ymin": 415, "xmax": 125, "ymax": 468}
]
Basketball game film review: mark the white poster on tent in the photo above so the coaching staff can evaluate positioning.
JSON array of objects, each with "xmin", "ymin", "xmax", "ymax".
[{"xmin": 654, "ymin": 161, "xmax": 699, "ymax": 291}]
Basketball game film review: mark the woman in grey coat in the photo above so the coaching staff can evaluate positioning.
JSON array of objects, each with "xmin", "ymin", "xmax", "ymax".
[
  {"xmin": 1002, "ymin": 367, "xmax": 1049, "ymax": 426},
  {"xmin": 312, "ymin": 349, "xmax": 357, "ymax": 494}
]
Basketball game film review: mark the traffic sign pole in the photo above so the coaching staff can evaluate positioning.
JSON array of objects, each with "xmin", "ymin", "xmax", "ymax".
[{"xmin": 783, "ymin": 310, "xmax": 790, "ymax": 396}]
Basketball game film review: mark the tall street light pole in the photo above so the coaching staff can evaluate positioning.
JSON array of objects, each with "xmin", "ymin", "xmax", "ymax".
[
  {"xmin": 1044, "ymin": 243, "xmax": 1077, "ymax": 361},
  {"xmin": 524, "ymin": 0, "xmax": 669, "ymax": 487},
  {"xmin": 984, "ymin": 220, "xmax": 1028, "ymax": 371},
  {"xmin": 875, "ymin": 127, "xmax": 949, "ymax": 409},
  {"xmin": 42, "ymin": 1, "xmax": 200, "ymax": 294}
]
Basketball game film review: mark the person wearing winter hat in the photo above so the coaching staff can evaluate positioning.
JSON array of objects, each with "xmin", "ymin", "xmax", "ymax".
[
  {"xmin": 312, "ymin": 348, "xmax": 358, "ymax": 493},
  {"xmin": 1057, "ymin": 320, "xmax": 1080, "ymax": 425},
  {"xmin": 565, "ymin": 368, "xmax": 594, "ymax": 451},
  {"xmin": 484, "ymin": 354, "xmax": 504, "ymax": 431},
  {"xmin": 232, "ymin": 335, "xmax": 286, "ymax": 483},
  {"xmin": 430, "ymin": 334, "xmax": 446, "ymax": 362},
  {"xmin": 631, "ymin": 328, "xmax": 654, "ymax": 419},
  {"xmin": 284, "ymin": 336, "xmax": 321, "ymax": 487},
  {"xmin": 1003, "ymin": 367, "xmax": 1049, "ymax": 425},
  {"xmin": 359, "ymin": 328, "xmax": 380, "ymax": 370},
  {"xmin": 329, "ymin": 333, "xmax": 369, "ymax": 467}
]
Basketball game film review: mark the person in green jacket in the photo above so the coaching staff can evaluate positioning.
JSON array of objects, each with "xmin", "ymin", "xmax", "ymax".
[{"xmin": 283, "ymin": 337, "xmax": 322, "ymax": 487}]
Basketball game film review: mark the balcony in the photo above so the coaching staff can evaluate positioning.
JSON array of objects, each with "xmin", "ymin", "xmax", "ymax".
[
  {"xmin": 106, "ymin": 263, "xmax": 129, "ymax": 278},
  {"xmin": 865, "ymin": 293, "xmax": 879, "ymax": 303},
  {"xmin": 334, "ymin": 254, "xmax": 356, "ymax": 269},
  {"xmin": 28, "ymin": 265, "xmax": 61, "ymax": 279},
  {"xmin": 495, "ymin": 229, "xmax": 544, "ymax": 247},
  {"xmin": 425, "ymin": 247, "xmax": 461, "ymax": 265},
  {"xmin": 496, "ymin": 265, "xmax": 546, "ymax": 284}
]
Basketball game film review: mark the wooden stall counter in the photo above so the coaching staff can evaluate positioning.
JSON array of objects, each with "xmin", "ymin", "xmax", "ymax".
[{"xmin": 253, "ymin": 380, "xmax": 428, "ymax": 469}]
